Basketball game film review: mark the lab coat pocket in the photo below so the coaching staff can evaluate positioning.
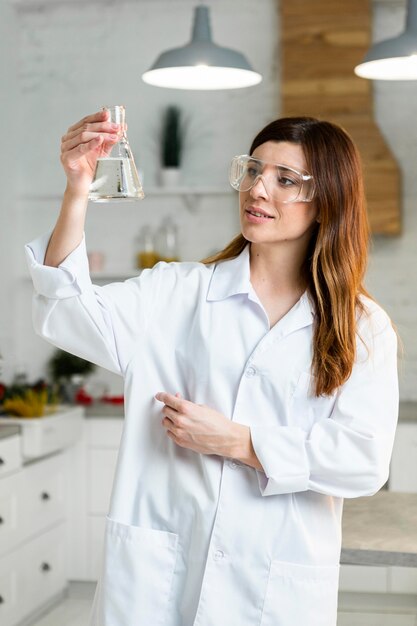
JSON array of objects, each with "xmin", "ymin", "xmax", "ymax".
[
  {"xmin": 260, "ymin": 560, "xmax": 340, "ymax": 626},
  {"xmin": 99, "ymin": 516, "xmax": 179, "ymax": 626}
]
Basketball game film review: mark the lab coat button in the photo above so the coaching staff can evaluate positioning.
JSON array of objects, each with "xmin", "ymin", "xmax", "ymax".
[
  {"xmin": 245, "ymin": 366, "xmax": 256, "ymax": 377},
  {"xmin": 228, "ymin": 460, "xmax": 238, "ymax": 469},
  {"xmin": 214, "ymin": 550, "xmax": 225, "ymax": 561}
]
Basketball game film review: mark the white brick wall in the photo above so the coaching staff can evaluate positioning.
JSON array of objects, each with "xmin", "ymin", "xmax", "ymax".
[{"xmin": 3, "ymin": 0, "xmax": 417, "ymax": 398}]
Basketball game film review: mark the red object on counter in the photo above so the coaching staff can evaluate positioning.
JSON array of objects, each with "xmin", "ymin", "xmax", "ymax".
[
  {"xmin": 102, "ymin": 395, "xmax": 124, "ymax": 405},
  {"xmin": 75, "ymin": 388, "xmax": 94, "ymax": 405}
]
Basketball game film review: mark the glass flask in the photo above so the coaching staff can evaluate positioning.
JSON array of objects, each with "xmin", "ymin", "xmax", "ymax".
[{"xmin": 89, "ymin": 105, "xmax": 145, "ymax": 202}]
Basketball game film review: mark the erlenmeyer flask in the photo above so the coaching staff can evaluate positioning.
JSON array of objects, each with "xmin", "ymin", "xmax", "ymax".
[{"xmin": 89, "ymin": 105, "xmax": 145, "ymax": 202}]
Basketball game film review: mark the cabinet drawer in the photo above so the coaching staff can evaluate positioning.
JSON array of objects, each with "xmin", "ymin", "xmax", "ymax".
[
  {"xmin": 22, "ymin": 523, "xmax": 67, "ymax": 613},
  {"xmin": 0, "ymin": 436, "xmax": 21, "ymax": 478},
  {"xmin": 88, "ymin": 516, "xmax": 106, "ymax": 581},
  {"xmin": 389, "ymin": 567, "xmax": 417, "ymax": 594},
  {"xmin": 89, "ymin": 448, "xmax": 118, "ymax": 514},
  {"xmin": 87, "ymin": 418, "xmax": 123, "ymax": 448},
  {"xmin": 339, "ymin": 564, "xmax": 389, "ymax": 593},
  {"xmin": 0, "ymin": 558, "xmax": 18, "ymax": 625},
  {"xmin": 20, "ymin": 453, "xmax": 67, "ymax": 538},
  {"xmin": 0, "ymin": 471, "xmax": 20, "ymax": 557},
  {"xmin": 0, "ymin": 523, "xmax": 67, "ymax": 626}
]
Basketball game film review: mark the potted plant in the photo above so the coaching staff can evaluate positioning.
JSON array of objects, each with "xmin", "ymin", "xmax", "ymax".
[
  {"xmin": 48, "ymin": 348, "xmax": 96, "ymax": 404},
  {"xmin": 160, "ymin": 105, "xmax": 184, "ymax": 186}
]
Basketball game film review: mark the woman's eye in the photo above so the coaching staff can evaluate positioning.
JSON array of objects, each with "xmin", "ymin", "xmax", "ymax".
[
  {"xmin": 247, "ymin": 166, "xmax": 260, "ymax": 178},
  {"xmin": 278, "ymin": 176, "xmax": 297, "ymax": 187}
]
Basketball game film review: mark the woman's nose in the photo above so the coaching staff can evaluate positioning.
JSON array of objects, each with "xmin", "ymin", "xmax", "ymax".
[{"xmin": 249, "ymin": 176, "xmax": 270, "ymax": 200}]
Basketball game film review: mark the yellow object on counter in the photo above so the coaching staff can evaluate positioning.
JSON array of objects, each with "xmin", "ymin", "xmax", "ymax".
[
  {"xmin": 136, "ymin": 251, "xmax": 160, "ymax": 269},
  {"xmin": 3, "ymin": 388, "xmax": 56, "ymax": 418}
]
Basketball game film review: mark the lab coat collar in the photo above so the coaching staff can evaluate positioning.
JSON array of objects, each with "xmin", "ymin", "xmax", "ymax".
[
  {"xmin": 206, "ymin": 243, "xmax": 315, "ymax": 327},
  {"xmin": 206, "ymin": 243, "xmax": 252, "ymax": 302}
]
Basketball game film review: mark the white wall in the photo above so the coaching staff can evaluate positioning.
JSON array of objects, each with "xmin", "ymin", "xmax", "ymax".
[
  {"xmin": 12, "ymin": 0, "xmax": 279, "ymax": 394},
  {"xmin": 0, "ymin": 1, "xmax": 19, "ymax": 383},
  {"xmin": 3, "ymin": 0, "xmax": 417, "ymax": 399}
]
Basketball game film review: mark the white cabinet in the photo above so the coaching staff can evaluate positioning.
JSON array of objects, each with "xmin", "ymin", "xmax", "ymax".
[
  {"xmin": 0, "ymin": 524, "xmax": 66, "ymax": 626},
  {"xmin": 0, "ymin": 435, "xmax": 69, "ymax": 626},
  {"xmin": 87, "ymin": 419, "xmax": 123, "ymax": 580},
  {"xmin": 0, "ymin": 436, "xmax": 21, "ymax": 478},
  {"xmin": 339, "ymin": 420, "xmax": 417, "ymax": 595},
  {"xmin": 67, "ymin": 417, "xmax": 123, "ymax": 581},
  {"xmin": 389, "ymin": 422, "xmax": 417, "ymax": 492}
]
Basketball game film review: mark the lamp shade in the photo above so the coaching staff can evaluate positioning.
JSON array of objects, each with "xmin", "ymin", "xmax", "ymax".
[
  {"xmin": 142, "ymin": 5, "xmax": 262, "ymax": 90},
  {"xmin": 355, "ymin": 0, "xmax": 417, "ymax": 79}
]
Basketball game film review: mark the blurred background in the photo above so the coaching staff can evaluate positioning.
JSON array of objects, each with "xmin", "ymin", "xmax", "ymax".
[{"xmin": 0, "ymin": 1, "xmax": 417, "ymax": 625}]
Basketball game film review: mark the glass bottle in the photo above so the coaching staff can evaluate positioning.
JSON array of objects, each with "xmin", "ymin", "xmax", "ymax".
[
  {"xmin": 136, "ymin": 225, "xmax": 159, "ymax": 269},
  {"xmin": 89, "ymin": 105, "xmax": 145, "ymax": 202},
  {"xmin": 155, "ymin": 216, "xmax": 180, "ymax": 262}
]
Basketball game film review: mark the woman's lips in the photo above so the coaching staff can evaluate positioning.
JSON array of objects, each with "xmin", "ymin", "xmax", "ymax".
[{"xmin": 245, "ymin": 208, "xmax": 274, "ymax": 223}]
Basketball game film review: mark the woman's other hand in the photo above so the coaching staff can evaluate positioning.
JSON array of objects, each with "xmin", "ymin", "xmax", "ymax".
[
  {"xmin": 60, "ymin": 110, "xmax": 123, "ymax": 196},
  {"xmin": 154, "ymin": 391, "xmax": 247, "ymax": 459}
]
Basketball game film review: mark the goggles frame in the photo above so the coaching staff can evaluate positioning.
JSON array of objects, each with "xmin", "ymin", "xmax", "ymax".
[{"xmin": 229, "ymin": 154, "xmax": 315, "ymax": 204}]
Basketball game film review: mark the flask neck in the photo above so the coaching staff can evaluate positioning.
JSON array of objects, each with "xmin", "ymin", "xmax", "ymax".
[
  {"xmin": 104, "ymin": 105, "xmax": 127, "ymax": 140},
  {"xmin": 103, "ymin": 105, "xmax": 125, "ymax": 126}
]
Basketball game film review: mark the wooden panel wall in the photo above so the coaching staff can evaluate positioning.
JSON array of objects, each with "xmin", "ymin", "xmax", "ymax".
[{"xmin": 280, "ymin": 0, "xmax": 401, "ymax": 235}]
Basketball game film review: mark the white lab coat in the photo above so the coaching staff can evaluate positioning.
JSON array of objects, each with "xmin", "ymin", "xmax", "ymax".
[{"xmin": 25, "ymin": 232, "xmax": 399, "ymax": 626}]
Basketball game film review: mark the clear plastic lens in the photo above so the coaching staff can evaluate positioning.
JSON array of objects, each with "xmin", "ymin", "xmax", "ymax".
[{"xmin": 229, "ymin": 155, "xmax": 314, "ymax": 203}]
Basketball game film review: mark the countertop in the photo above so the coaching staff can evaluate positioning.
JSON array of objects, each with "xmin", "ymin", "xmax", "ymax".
[
  {"xmin": 0, "ymin": 424, "xmax": 20, "ymax": 440},
  {"xmin": 341, "ymin": 490, "xmax": 417, "ymax": 567},
  {"xmin": 84, "ymin": 402, "xmax": 125, "ymax": 418},
  {"xmin": 0, "ymin": 400, "xmax": 414, "ymax": 428}
]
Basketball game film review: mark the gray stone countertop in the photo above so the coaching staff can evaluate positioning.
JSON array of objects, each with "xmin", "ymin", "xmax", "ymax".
[
  {"xmin": 83, "ymin": 402, "xmax": 124, "ymax": 418},
  {"xmin": 0, "ymin": 424, "xmax": 20, "ymax": 440},
  {"xmin": 341, "ymin": 490, "xmax": 417, "ymax": 567}
]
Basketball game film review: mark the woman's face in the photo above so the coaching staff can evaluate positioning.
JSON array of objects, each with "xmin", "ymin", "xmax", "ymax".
[{"xmin": 239, "ymin": 141, "xmax": 319, "ymax": 246}]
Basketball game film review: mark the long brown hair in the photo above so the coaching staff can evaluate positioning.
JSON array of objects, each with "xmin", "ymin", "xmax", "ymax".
[{"xmin": 200, "ymin": 116, "xmax": 372, "ymax": 397}]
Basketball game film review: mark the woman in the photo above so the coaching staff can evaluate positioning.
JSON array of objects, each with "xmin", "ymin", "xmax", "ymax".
[{"xmin": 25, "ymin": 111, "xmax": 399, "ymax": 626}]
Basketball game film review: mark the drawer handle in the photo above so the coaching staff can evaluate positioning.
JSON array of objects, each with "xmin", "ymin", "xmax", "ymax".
[
  {"xmin": 0, "ymin": 594, "xmax": 4, "ymax": 604},
  {"xmin": 0, "ymin": 458, "xmax": 4, "ymax": 466},
  {"xmin": 0, "ymin": 516, "xmax": 3, "ymax": 525},
  {"xmin": 41, "ymin": 562, "xmax": 52, "ymax": 572},
  {"xmin": 40, "ymin": 492, "xmax": 51, "ymax": 501}
]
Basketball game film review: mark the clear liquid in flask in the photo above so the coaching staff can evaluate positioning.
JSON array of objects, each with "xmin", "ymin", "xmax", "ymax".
[{"xmin": 89, "ymin": 157, "xmax": 144, "ymax": 202}]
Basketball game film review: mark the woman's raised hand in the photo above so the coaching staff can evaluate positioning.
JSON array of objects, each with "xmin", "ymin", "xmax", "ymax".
[{"xmin": 60, "ymin": 110, "xmax": 123, "ymax": 196}]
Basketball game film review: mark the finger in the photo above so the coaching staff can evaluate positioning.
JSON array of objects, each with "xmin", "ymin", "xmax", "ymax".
[
  {"xmin": 162, "ymin": 415, "xmax": 176, "ymax": 430},
  {"xmin": 67, "ymin": 109, "xmax": 109, "ymax": 134},
  {"xmin": 155, "ymin": 392, "xmax": 183, "ymax": 411},
  {"xmin": 62, "ymin": 121, "xmax": 122, "ymax": 145},
  {"xmin": 62, "ymin": 130, "xmax": 120, "ymax": 153},
  {"xmin": 62, "ymin": 135, "xmax": 104, "ymax": 163},
  {"xmin": 163, "ymin": 406, "xmax": 180, "ymax": 423}
]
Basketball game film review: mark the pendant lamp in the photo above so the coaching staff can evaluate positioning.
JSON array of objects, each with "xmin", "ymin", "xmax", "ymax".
[
  {"xmin": 355, "ymin": 0, "xmax": 417, "ymax": 80},
  {"xmin": 142, "ymin": 4, "xmax": 262, "ymax": 90}
]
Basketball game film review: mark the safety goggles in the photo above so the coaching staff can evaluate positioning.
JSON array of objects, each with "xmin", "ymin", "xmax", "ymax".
[{"xmin": 229, "ymin": 154, "xmax": 315, "ymax": 203}]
